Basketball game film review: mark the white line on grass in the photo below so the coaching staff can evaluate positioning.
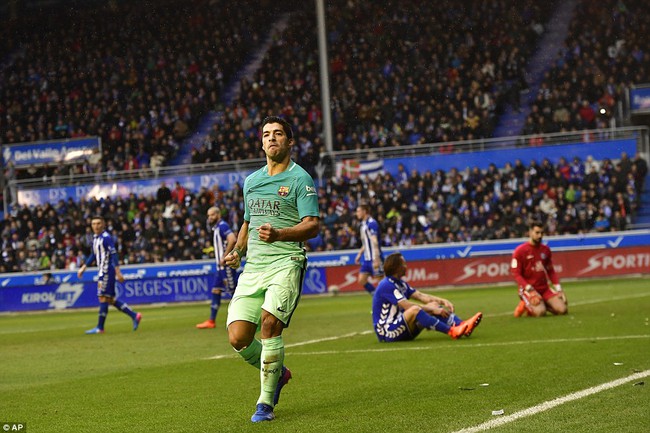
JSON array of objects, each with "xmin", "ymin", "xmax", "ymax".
[
  {"xmin": 450, "ymin": 369, "xmax": 650, "ymax": 433},
  {"xmin": 287, "ymin": 334, "xmax": 650, "ymax": 357},
  {"xmin": 205, "ymin": 334, "xmax": 649, "ymax": 360},
  {"xmin": 205, "ymin": 330, "xmax": 373, "ymax": 360},
  {"xmin": 285, "ymin": 330, "xmax": 373, "ymax": 347},
  {"xmin": 202, "ymin": 291, "xmax": 650, "ymax": 357}
]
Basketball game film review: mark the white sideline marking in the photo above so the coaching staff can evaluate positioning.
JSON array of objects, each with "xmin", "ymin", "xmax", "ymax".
[
  {"xmin": 451, "ymin": 369, "xmax": 650, "ymax": 433},
  {"xmin": 285, "ymin": 330, "xmax": 373, "ymax": 348},
  {"xmin": 286, "ymin": 334, "xmax": 650, "ymax": 357},
  {"xmin": 205, "ymin": 330, "xmax": 374, "ymax": 360},
  {"xmin": 205, "ymin": 334, "xmax": 649, "ymax": 360}
]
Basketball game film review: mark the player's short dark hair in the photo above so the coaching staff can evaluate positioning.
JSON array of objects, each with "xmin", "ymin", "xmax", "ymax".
[
  {"xmin": 529, "ymin": 219, "xmax": 544, "ymax": 230},
  {"xmin": 383, "ymin": 252, "xmax": 404, "ymax": 277},
  {"xmin": 261, "ymin": 116, "xmax": 293, "ymax": 139},
  {"xmin": 90, "ymin": 215, "xmax": 105, "ymax": 223},
  {"xmin": 357, "ymin": 203, "xmax": 371, "ymax": 213}
]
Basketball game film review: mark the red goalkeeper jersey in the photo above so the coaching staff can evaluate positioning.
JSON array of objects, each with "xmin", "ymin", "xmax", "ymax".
[{"xmin": 511, "ymin": 241, "xmax": 559, "ymax": 291}]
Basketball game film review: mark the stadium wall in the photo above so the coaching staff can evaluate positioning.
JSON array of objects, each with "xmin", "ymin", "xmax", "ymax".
[
  {"xmin": 1, "ymin": 231, "xmax": 649, "ymax": 313},
  {"xmin": 381, "ymin": 138, "xmax": 638, "ymax": 175},
  {"xmin": 13, "ymin": 137, "xmax": 638, "ymax": 207}
]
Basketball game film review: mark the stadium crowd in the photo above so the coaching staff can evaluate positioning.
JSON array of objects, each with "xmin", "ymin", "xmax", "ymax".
[
  {"xmin": 3, "ymin": 0, "xmax": 557, "ymax": 180},
  {"xmin": 3, "ymin": 0, "xmax": 647, "ymax": 180},
  {"xmin": 190, "ymin": 0, "xmax": 554, "ymax": 165},
  {"xmin": 1, "ymin": 152, "xmax": 646, "ymax": 274},
  {"xmin": 170, "ymin": 0, "xmax": 650, "ymax": 164},
  {"xmin": 0, "ymin": 0, "xmax": 267, "ymax": 180},
  {"xmin": 521, "ymin": 0, "xmax": 650, "ymax": 137}
]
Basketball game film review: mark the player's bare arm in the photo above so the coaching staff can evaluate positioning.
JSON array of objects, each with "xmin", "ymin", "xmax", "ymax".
[
  {"xmin": 256, "ymin": 216, "xmax": 320, "ymax": 243},
  {"xmin": 116, "ymin": 266, "xmax": 125, "ymax": 283},
  {"xmin": 370, "ymin": 235, "xmax": 380, "ymax": 254},
  {"xmin": 221, "ymin": 232, "xmax": 237, "ymax": 266},
  {"xmin": 225, "ymin": 220, "xmax": 249, "ymax": 268},
  {"xmin": 411, "ymin": 291, "xmax": 454, "ymax": 312},
  {"xmin": 433, "ymin": 297, "xmax": 454, "ymax": 313},
  {"xmin": 411, "ymin": 291, "xmax": 453, "ymax": 316},
  {"xmin": 396, "ymin": 298, "xmax": 420, "ymax": 313},
  {"xmin": 77, "ymin": 264, "xmax": 86, "ymax": 279},
  {"xmin": 355, "ymin": 246, "xmax": 364, "ymax": 264},
  {"xmin": 371, "ymin": 235, "xmax": 381, "ymax": 269}
]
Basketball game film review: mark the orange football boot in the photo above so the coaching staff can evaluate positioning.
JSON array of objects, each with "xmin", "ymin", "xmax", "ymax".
[
  {"xmin": 463, "ymin": 312, "xmax": 483, "ymax": 337},
  {"xmin": 513, "ymin": 300, "xmax": 526, "ymax": 318},
  {"xmin": 448, "ymin": 322, "xmax": 469, "ymax": 340},
  {"xmin": 196, "ymin": 319, "xmax": 216, "ymax": 329}
]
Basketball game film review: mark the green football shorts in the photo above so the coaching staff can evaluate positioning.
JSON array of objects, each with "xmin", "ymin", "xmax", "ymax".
[{"xmin": 226, "ymin": 264, "xmax": 305, "ymax": 328}]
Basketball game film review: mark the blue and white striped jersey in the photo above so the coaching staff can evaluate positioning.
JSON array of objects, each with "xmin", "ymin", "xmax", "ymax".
[
  {"xmin": 212, "ymin": 220, "xmax": 234, "ymax": 271},
  {"xmin": 86, "ymin": 230, "xmax": 119, "ymax": 285},
  {"xmin": 360, "ymin": 216, "xmax": 382, "ymax": 261},
  {"xmin": 372, "ymin": 276, "xmax": 415, "ymax": 328}
]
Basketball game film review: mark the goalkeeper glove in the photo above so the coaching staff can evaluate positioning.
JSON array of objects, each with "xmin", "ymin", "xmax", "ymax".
[{"xmin": 523, "ymin": 285, "xmax": 542, "ymax": 306}]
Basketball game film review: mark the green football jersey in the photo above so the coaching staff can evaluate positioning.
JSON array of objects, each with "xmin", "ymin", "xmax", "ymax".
[{"xmin": 243, "ymin": 160, "xmax": 319, "ymax": 271}]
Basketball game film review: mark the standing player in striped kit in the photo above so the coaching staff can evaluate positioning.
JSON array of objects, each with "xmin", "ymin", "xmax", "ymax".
[
  {"xmin": 355, "ymin": 204, "xmax": 384, "ymax": 294},
  {"xmin": 196, "ymin": 206, "xmax": 238, "ymax": 329},
  {"xmin": 78, "ymin": 216, "xmax": 141, "ymax": 334}
]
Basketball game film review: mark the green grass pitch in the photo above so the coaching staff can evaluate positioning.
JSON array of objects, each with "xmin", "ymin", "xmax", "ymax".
[{"xmin": 1, "ymin": 276, "xmax": 648, "ymax": 432}]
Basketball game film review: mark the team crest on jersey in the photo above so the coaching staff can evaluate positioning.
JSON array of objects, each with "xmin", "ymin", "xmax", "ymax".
[
  {"xmin": 278, "ymin": 186, "xmax": 290, "ymax": 197},
  {"xmin": 541, "ymin": 253, "xmax": 547, "ymax": 259}
]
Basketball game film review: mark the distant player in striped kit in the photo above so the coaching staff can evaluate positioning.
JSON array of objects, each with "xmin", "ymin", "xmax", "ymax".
[
  {"xmin": 78, "ymin": 216, "xmax": 141, "ymax": 334},
  {"xmin": 355, "ymin": 204, "xmax": 384, "ymax": 294},
  {"xmin": 511, "ymin": 220, "xmax": 568, "ymax": 317},
  {"xmin": 196, "ymin": 206, "xmax": 238, "ymax": 329}
]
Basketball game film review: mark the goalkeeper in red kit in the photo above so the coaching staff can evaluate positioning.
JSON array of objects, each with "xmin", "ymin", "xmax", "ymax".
[{"xmin": 511, "ymin": 220, "xmax": 568, "ymax": 317}]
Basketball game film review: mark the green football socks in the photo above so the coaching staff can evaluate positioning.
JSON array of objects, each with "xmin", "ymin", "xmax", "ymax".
[
  {"xmin": 237, "ymin": 338, "xmax": 262, "ymax": 369},
  {"xmin": 258, "ymin": 336, "xmax": 284, "ymax": 406}
]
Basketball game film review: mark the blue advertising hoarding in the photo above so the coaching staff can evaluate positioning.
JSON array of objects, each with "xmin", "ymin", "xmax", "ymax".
[
  {"xmin": 16, "ymin": 170, "xmax": 252, "ymax": 208},
  {"xmin": 2, "ymin": 137, "xmax": 101, "ymax": 167},
  {"xmin": 16, "ymin": 138, "xmax": 638, "ymax": 207},
  {"xmin": 629, "ymin": 85, "xmax": 650, "ymax": 114},
  {"xmin": 383, "ymin": 138, "xmax": 637, "ymax": 176},
  {"xmin": 305, "ymin": 230, "xmax": 650, "ymax": 264},
  {"xmin": 1, "ymin": 230, "xmax": 648, "ymax": 313},
  {"xmin": 0, "ymin": 276, "xmax": 215, "ymax": 312}
]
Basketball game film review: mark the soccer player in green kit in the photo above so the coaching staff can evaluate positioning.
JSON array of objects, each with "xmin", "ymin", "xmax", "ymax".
[{"xmin": 224, "ymin": 116, "xmax": 320, "ymax": 423}]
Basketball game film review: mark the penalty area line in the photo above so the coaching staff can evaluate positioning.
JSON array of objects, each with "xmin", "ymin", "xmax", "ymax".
[{"xmin": 450, "ymin": 369, "xmax": 650, "ymax": 433}]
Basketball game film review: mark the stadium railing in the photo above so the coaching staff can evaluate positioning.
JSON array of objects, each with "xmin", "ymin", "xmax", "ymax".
[{"xmin": 3, "ymin": 126, "xmax": 649, "ymax": 213}]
